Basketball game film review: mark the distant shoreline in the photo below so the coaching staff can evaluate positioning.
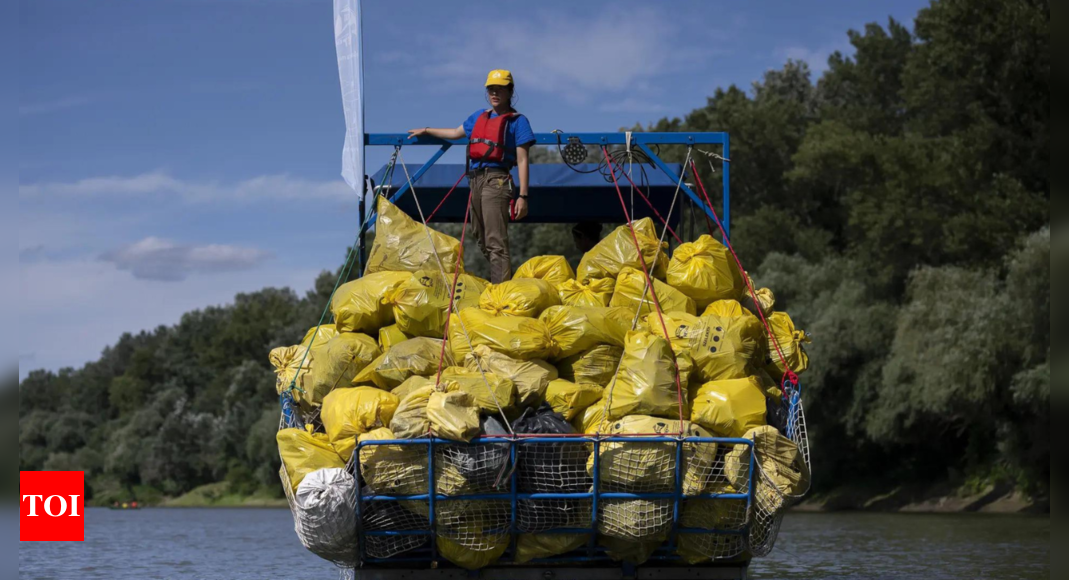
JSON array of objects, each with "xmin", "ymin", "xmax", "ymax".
[{"xmin": 92, "ymin": 481, "xmax": 1048, "ymax": 514}]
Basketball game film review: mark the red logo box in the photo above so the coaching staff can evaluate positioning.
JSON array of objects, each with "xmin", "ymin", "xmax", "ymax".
[{"xmin": 20, "ymin": 471, "xmax": 85, "ymax": 542}]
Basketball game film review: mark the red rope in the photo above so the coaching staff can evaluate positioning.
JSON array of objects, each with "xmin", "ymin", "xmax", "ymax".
[
  {"xmin": 602, "ymin": 147, "xmax": 687, "ymax": 431},
  {"xmin": 613, "ymin": 166, "xmax": 683, "ymax": 245},
  {"xmin": 434, "ymin": 187, "xmax": 474, "ymax": 387},
  {"xmin": 688, "ymin": 164, "xmax": 716, "ymax": 236},
  {"xmin": 688, "ymin": 159, "xmax": 799, "ymax": 392},
  {"xmin": 425, "ymin": 171, "xmax": 468, "ymax": 224}
]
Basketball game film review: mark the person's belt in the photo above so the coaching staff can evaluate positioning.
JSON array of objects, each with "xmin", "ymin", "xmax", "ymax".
[{"xmin": 469, "ymin": 166, "xmax": 510, "ymax": 175}]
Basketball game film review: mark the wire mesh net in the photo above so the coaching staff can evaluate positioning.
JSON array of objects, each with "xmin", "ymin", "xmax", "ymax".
[
  {"xmin": 742, "ymin": 394, "xmax": 812, "ymax": 557},
  {"xmin": 324, "ymin": 397, "xmax": 811, "ymax": 567},
  {"xmin": 358, "ymin": 441, "xmax": 428, "ymax": 496},
  {"xmin": 280, "ymin": 467, "xmax": 358, "ymax": 567},
  {"xmin": 516, "ymin": 440, "xmax": 593, "ymax": 532},
  {"xmin": 598, "ymin": 498, "xmax": 673, "ymax": 541},
  {"xmin": 434, "ymin": 440, "xmax": 512, "ymax": 496},
  {"xmin": 593, "ymin": 435, "xmax": 722, "ymax": 495},
  {"xmin": 435, "ymin": 499, "xmax": 512, "ymax": 552},
  {"xmin": 361, "ymin": 499, "xmax": 430, "ymax": 559}
]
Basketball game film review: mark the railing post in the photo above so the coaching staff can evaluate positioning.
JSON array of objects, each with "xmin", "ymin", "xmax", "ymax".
[{"xmin": 722, "ymin": 135, "xmax": 731, "ymax": 241}]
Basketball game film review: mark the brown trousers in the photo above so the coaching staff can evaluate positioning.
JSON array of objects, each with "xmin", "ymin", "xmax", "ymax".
[{"xmin": 469, "ymin": 170, "xmax": 512, "ymax": 283}]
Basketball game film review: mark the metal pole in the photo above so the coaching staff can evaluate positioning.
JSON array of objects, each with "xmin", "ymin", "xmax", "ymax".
[
  {"xmin": 358, "ymin": 178, "xmax": 367, "ymax": 274},
  {"xmin": 722, "ymin": 135, "xmax": 731, "ymax": 241}
]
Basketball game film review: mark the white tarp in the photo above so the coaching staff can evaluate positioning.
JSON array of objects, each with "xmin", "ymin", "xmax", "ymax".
[{"xmin": 334, "ymin": 0, "xmax": 365, "ymax": 193}]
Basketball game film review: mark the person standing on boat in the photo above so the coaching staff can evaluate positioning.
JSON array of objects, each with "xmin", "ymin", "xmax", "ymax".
[{"xmin": 408, "ymin": 69, "xmax": 535, "ymax": 283}]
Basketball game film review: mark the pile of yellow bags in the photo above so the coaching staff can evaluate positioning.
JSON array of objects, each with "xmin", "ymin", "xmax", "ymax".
[{"xmin": 274, "ymin": 205, "xmax": 813, "ymax": 570}]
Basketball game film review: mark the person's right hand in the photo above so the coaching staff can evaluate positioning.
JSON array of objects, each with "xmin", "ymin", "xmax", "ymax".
[{"xmin": 407, "ymin": 127, "xmax": 427, "ymax": 139}]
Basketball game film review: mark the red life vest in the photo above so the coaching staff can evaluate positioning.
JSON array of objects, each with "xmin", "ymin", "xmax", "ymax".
[{"xmin": 468, "ymin": 110, "xmax": 516, "ymax": 165}]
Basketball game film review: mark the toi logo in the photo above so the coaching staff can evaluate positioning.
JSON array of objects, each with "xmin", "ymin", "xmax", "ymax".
[{"xmin": 20, "ymin": 471, "xmax": 85, "ymax": 541}]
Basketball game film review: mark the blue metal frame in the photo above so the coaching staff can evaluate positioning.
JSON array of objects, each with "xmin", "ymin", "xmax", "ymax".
[
  {"xmin": 359, "ymin": 132, "xmax": 731, "ymax": 272},
  {"xmin": 352, "ymin": 435, "xmax": 755, "ymax": 567}
]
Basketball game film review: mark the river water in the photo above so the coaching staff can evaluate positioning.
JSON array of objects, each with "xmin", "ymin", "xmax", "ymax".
[{"xmin": 18, "ymin": 508, "xmax": 1048, "ymax": 579}]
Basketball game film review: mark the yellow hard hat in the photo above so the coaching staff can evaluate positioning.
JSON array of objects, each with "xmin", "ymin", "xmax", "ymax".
[{"xmin": 485, "ymin": 69, "xmax": 513, "ymax": 87}]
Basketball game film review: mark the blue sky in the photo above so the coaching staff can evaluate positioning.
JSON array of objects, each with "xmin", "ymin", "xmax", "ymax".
[{"xmin": 17, "ymin": 0, "xmax": 928, "ymax": 379}]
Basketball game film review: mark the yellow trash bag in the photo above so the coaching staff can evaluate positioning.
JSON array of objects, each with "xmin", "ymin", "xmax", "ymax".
[
  {"xmin": 599, "ymin": 498, "xmax": 673, "ymax": 542},
  {"xmin": 676, "ymin": 487, "xmax": 748, "ymax": 563},
  {"xmin": 724, "ymin": 425, "xmax": 810, "ymax": 509},
  {"xmin": 464, "ymin": 345, "xmax": 557, "ymax": 409},
  {"xmin": 332, "ymin": 435, "xmax": 357, "ymax": 463},
  {"xmin": 690, "ymin": 376, "xmax": 768, "ymax": 437},
  {"xmin": 321, "ymin": 386, "xmax": 400, "ymax": 447},
  {"xmin": 352, "ymin": 337, "xmax": 453, "ymax": 390},
  {"xmin": 538, "ymin": 305, "xmax": 631, "ymax": 360},
  {"xmin": 277, "ymin": 427, "xmax": 345, "ymax": 492},
  {"xmin": 515, "ymin": 533, "xmax": 588, "ymax": 563},
  {"xmin": 545, "ymin": 379, "xmax": 603, "ymax": 421},
  {"xmin": 701, "ymin": 299, "xmax": 752, "ymax": 320},
  {"xmin": 365, "ymin": 196, "xmax": 463, "ymax": 274},
  {"xmin": 763, "ymin": 311, "xmax": 811, "ymax": 377},
  {"xmin": 448, "ymin": 308, "xmax": 558, "ymax": 362},
  {"xmin": 389, "ymin": 385, "xmax": 435, "ymax": 439},
  {"xmin": 557, "ymin": 277, "xmax": 615, "ymax": 307},
  {"xmin": 742, "ymin": 287, "xmax": 775, "ymax": 317},
  {"xmin": 439, "ymin": 366, "xmax": 517, "ymax": 414},
  {"xmin": 385, "ymin": 270, "xmax": 487, "ymax": 337},
  {"xmin": 611, "ymin": 267, "xmax": 696, "ymax": 318},
  {"xmin": 576, "ymin": 218, "xmax": 669, "ymax": 282},
  {"xmin": 389, "ymin": 381, "xmax": 479, "ymax": 441},
  {"xmin": 646, "ymin": 312, "xmax": 763, "ymax": 383},
  {"xmin": 556, "ymin": 344, "xmax": 623, "ymax": 387},
  {"xmin": 300, "ymin": 324, "xmax": 339, "ymax": 348},
  {"xmin": 588, "ymin": 416, "xmax": 716, "ymax": 495},
  {"xmin": 666, "ymin": 234, "xmax": 744, "ymax": 309},
  {"xmin": 571, "ymin": 395, "xmax": 606, "ymax": 434},
  {"xmin": 378, "ymin": 324, "xmax": 409, "ymax": 352},
  {"xmin": 605, "ymin": 331, "xmax": 689, "ymax": 421},
  {"xmin": 357, "ymin": 427, "xmax": 427, "ymax": 495},
  {"xmin": 427, "ymin": 386, "xmax": 481, "ymax": 442},
  {"xmin": 436, "ymin": 528, "xmax": 509, "ymax": 570},
  {"xmin": 308, "ymin": 333, "xmax": 381, "ymax": 404},
  {"xmin": 479, "ymin": 278, "xmax": 560, "ymax": 318},
  {"xmin": 390, "ymin": 375, "xmax": 435, "ymax": 401},
  {"xmin": 514, "ymin": 255, "xmax": 576, "ymax": 287},
  {"xmin": 331, "ymin": 271, "xmax": 411, "ymax": 333},
  {"xmin": 269, "ymin": 345, "xmax": 313, "ymax": 400}
]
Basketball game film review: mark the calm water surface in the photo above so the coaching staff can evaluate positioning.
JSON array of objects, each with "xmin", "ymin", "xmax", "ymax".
[{"xmin": 18, "ymin": 508, "xmax": 1048, "ymax": 579}]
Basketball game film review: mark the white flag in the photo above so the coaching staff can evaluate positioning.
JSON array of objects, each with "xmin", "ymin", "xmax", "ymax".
[{"xmin": 334, "ymin": 0, "xmax": 365, "ymax": 193}]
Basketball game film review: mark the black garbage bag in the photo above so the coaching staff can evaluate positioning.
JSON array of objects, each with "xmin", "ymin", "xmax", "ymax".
[
  {"xmin": 437, "ymin": 415, "xmax": 511, "ymax": 492},
  {"xmin": 766, "ymin": 396, "xmax": 788, "ymax": 435},
  {"xmin": 512, "ymin": 405, "xmax": 593, "ymax": 532}
]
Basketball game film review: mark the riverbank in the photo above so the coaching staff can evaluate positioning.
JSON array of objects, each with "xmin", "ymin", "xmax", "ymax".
[
  {"xmin": 141, "ymin": 482, "xmax": 287, "ymax": 508},
  {"xmin": 797, "ymin": 481, "xmax": 1049, "ymax": 514}
]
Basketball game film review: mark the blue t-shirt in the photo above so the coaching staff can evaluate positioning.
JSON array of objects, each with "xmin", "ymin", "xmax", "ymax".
[{"xmin": 463, "ymin": 108, "xmax": 535, "ymax": 169}]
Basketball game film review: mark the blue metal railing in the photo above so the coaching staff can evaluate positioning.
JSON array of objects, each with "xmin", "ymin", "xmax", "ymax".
[{"xmin": 352, "ymin": 435, "xmax": 755, "ymax": 567}]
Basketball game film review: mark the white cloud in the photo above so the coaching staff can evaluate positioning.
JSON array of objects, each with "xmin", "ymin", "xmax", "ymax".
[
  {"xmin": 18, "ymin": 245, "xmax": 45, "ymax": 262},
  {"xmin": 19, "ymin": 256, "xmax": 319, "ymax": 379},
  {"xmin": 100, "ymin": 237, "xmax": 272, "ymax": 281},
  {"xmin": 19, "ymin": 171, "xmax": 354, "ymax": 203},
  {"xmin": 778, "ymin": 40, "xmax": 853, "ymax": 75},
  {"xmin": 420, "ymin": 8, "xmax": 694, "ymax": 100},
  {"xmin": 19, "ymin": 95, "xmax": 95, "ymax": 116}
]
